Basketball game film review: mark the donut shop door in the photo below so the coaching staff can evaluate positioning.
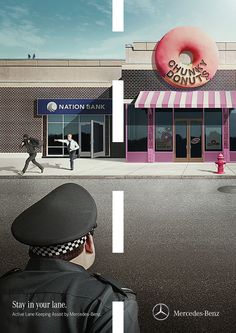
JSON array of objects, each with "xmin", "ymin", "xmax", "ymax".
[
  {"xmin": 175, "ymin": 118, "xmax": 203, "ymax": 162},
  {"xmin": 174, "ymin": 109, "xmax": 203, "ymax": 162}
]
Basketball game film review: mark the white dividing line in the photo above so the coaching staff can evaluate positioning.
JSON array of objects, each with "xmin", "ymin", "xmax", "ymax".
[
  {"xmin": 112, "ymin": 191, "xmax": 124, "ymax": 253},
  {"xmin": 112, "ymin": 80, "xmax": 124, "ymax": 142},
  {"xmin": 112, "ymin": 301, "xmax": 124, "ymax": 333},
  {"xmin": 112, "ymin": 0, "xmax": 124, "ymax": 32}
]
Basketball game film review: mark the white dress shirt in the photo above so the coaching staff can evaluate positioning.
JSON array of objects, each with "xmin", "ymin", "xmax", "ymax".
[{"xmin": 57, "ymin": 139, "xmax": 79, "ymax": 152}]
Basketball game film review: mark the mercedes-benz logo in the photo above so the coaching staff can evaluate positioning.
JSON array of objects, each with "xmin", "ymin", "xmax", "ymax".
[{"xmin": 152, "ymin": 303, "xmax": 170, "ymax": 321}]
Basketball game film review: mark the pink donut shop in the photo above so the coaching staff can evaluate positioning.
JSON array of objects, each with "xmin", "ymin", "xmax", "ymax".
[{"xmin": 125, "ymin": 27, "xmax": 236, "ymax": 163}]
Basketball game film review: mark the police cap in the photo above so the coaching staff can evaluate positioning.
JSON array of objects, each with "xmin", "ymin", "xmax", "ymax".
[{"xmin": 11, "ymin": 183, "xmax": 97, "ymax": 246}]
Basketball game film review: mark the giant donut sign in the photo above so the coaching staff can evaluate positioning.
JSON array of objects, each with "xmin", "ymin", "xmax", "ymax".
[{"xmin": 155, "ymin": 27, "xmax": 219, "ymax": 89}]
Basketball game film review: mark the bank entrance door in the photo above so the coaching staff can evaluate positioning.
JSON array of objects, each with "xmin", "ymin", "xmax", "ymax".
[
  {"xmin": 80, "ymin": 120, "xmax": 105, "ymax": 158},
  {"xmin": 175, "ymin": 119, "xmax": 203, "ymax": 161},
  {"xmin": 91, "ymin": 120, "xmax": 105, "ymax": 158},
  {"xmin": 80, "ymin": 122, "xmax": 91, "ymax": 157}
]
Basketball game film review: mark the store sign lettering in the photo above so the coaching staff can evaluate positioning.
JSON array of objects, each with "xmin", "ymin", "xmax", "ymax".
[
  {"xmin": 37, "ymin": 99, "xmax": 112, "ymax": 115},
  {"xmin": 166, "ymin": 59, "xmax": 210, "ymax": 87},
  {"xmin": 58, "ymin": 104, "xmax": 105, "ymax": 110}
]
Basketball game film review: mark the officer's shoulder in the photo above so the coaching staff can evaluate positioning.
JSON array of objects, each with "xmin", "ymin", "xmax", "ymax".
[
  {"xmin": 92, "ymin": 273, "xmax": 136, "ymax": 300},
  {"xmin": 0, "ymin": 268, "xmax": 22, "ymax": 279}
]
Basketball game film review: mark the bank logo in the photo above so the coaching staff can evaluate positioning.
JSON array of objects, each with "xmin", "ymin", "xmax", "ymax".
[
  {"xmin": 47, "ymin": 102, "xmax": 58, "ymax": 112},
  {"xmin": 152, "ymin": 303, "xmax": 170, "ymax": 321}
]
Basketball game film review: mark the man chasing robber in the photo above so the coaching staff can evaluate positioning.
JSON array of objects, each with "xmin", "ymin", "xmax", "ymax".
[
  {"xmin": 0, "ymin": 183, "xmax": 140, "ymax": 333},
  {"xmin": 18, "ymin": 134, "xmax": 44, "ymax": 176},
  {"xmin": 55, "ymin": 134, "xmax": 79, "ymax": 170}
]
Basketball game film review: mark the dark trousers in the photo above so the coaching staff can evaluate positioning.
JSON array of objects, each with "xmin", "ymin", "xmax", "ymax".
[
  {"xmin": 22, "ymin": 153, "xmax": 43, "ymax": 173},
  {"xmin": 69, "ymin": 151, "xmax": 77, "ymax": 170}
]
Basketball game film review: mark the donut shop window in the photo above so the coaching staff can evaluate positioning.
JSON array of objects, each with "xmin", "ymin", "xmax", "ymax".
[
  {"xmin": 128, "ymin": 105, "xmax": 148, "ymax": 151},
  {"xmin": 205, "ymin": 109, "xmax": 222, "ymax": 151},
  {"xmin": 155, "ymin": 109, "xmax": 173, "ymax": 151},
  {"xmin": 230, "ymin": 109, "xmax": 236, "ymax": 151}
]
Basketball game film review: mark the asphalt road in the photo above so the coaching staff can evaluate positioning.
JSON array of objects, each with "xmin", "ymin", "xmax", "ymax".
[{"xmin": 0, "ymin": 179, "xmax": 236, "ymax": 333}]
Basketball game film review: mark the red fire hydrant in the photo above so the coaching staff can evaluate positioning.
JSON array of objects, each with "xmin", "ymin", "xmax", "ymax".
[{"xmin": 215, "ymin": 153, "xmax": 226, "ymax": 174}]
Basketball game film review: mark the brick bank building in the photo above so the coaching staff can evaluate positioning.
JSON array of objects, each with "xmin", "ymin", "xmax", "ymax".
[{"xmin": 1, "ymin": 36, "xmax": 236, "ymax": 162}]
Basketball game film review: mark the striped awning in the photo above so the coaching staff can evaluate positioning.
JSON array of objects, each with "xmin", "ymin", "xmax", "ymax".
[{"xmin": 135, "ymin": 91, "xmax": 236, "ymax": 108}]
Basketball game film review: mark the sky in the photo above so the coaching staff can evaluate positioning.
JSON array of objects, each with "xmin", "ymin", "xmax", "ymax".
[{"xmin": 0, "ymin": 0, "xmax": 236, "ymax": 59}]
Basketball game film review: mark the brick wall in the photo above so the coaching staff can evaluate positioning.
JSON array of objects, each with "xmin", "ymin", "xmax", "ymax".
[
  {"xmin": 0, "ymin": 87, "xmax": 111, "ymax": 153},
  {"xmin": 122, "ymin": 70, "xmax": 236, "ymax": 99}
]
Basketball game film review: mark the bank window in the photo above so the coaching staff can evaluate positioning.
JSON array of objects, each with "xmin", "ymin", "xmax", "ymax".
[
  {"xmin": 48, "ymin": 123, "xmax": 63, "ymax": 146},
  {"xmin": 48, "ymin": 114, "xmax": 63, "ymax": 122},
  {"xmin": 205, "ymin": 109, "xmax": 222, "ymax": 151},
  {"xmin": 47, "ymin": 115, "xmax": 79, "ymax": 156},
  {"xmin": 47, "ymin": 114, "xmax": 106, "ymax": 156},
  {"xmin": 64, "ymin": 115, "xmax": 79, "ymax": 122},
  {"xmin": 80, "ymin": 115, "xmax": 104, "ymax": 122},
  {"xmin": 155, "ymin": 109, "xmax": 173, "ymax": 151},
  {"xmin": 64, "ymin": 122, "xmax": 79, "ymax": 143},
  {"xmin": 128, "ymin": 105, "xmax": 147, "ymax": 152},
  {"xmin": 230, "ymin": 109, "xmax": 236, "ymax": 151}
]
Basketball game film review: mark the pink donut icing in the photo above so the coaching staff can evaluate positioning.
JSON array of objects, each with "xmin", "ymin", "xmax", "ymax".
[{"xmin": 155, "ymin": 26, "xmax": 219, "ymax": 89}]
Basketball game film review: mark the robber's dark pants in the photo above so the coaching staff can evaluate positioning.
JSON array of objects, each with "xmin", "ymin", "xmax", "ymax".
[
  {"xmin": 69, "ymin": 151, "xmax": 77, "ymax": 170},
  {"xmin": 22, "ymin": 153, "xmax": 43, "ymax": 173}
]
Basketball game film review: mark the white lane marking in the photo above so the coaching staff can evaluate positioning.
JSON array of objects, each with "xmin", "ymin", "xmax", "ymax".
[
  {"xmin": 112, "ymin": 0, "xmax": 124, "ymax": 32},
  {"xmin": 112, "ymin": 80, "xmax": 124, "ymax": 142},
  {"xmin": 112, "ymin": 301, "xmax": 124, "ymax": 333},
  {"xmin": 112, "ymin": 191, "xmax": 124, "ymax": 253}
]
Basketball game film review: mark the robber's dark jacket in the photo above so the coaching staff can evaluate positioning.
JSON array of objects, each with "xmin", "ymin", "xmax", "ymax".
[
  {"xmin": 22, "ymin": 139, "xmax": 37, "ymax": 154},
  {"xmin": 0, "ymin": 258, "xmax": 140, "ymax": 333}
]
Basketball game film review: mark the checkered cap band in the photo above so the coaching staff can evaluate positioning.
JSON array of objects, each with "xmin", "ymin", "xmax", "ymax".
[{"xmin": 30, "ymin": 236, "xmax": 87, "ymax": 257}]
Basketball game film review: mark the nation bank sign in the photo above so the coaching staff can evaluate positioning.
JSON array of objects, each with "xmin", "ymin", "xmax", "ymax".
[{"xmin": 37, "ymin": 99, "xmax": 112, "ymax": 115}]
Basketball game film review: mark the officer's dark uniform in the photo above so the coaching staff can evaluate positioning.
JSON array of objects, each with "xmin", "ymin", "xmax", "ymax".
[{"xmin": 0, "ymin": 184, "xmax": 140, "ymax": 333}]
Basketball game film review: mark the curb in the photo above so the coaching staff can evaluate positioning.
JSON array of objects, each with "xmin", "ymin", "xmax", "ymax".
[{"xmin": 1, "ymin": 175, "xmax": 236, "ymax": 180}]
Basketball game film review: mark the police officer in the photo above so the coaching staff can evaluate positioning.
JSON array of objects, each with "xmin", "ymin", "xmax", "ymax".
[
  {"xmin": 55, "ymin": 134, "xmax": 79, "ymax": 170},
  {"xmin": 18, "ymin": 134, "xmax": 44, "ymax": 176},
  {"xmin": 0, "ymin": 183, "xmax": 140, "ymax": 333}
]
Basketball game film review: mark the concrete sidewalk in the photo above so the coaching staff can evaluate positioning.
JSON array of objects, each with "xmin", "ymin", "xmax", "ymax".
[{"xmin": 1, "ymin": 157, "xmax": 236, "ymax": 178}]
